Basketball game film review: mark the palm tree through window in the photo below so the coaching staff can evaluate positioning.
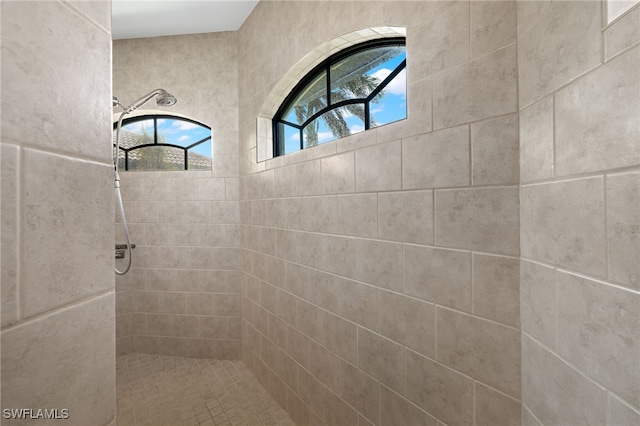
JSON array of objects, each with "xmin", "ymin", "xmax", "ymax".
[{"xmin": 273, "ymin": 38, "xmax": 407, "ymax": 156}]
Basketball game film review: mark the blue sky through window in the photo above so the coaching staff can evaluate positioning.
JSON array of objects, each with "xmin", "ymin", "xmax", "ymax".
[{"xmin": 157, "ymin": 119, "xmax": 212, "ymax": 157}]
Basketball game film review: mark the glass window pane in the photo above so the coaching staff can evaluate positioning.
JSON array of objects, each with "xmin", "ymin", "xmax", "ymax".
[
  {"xmin": 330, "ymin": 45, "xmax": 405, "ymax": 104},
  {"xmin": 279, "ymin": 123, "xmax": 301, "ymax": 155},
  {"xmin": 157, "ymin": 118, "xmax": 211, "ymax": 148},
  {"xmin": 282, "ymin": 71, "xmax": 327, "ymax": 125},
  {"xmin": 187, "ymin": 140, "xmax": 212, "ymax": 170},
  {"xmin": 128, "ymin": 146, "xmax": 184, "ymax": 171},
  {"xmin": 118, "ymin": 119, "xmax": 154, "ymax": 148},
  {"xmin": 302, "ymin": 105, "xmax": 365, "ymax": 148},
  {"xmin": 370, "ymin": 68, "xmax": 407, "ymax": 128}
]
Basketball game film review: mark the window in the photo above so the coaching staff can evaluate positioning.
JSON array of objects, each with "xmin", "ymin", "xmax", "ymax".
[
  {"xmin": 113, "ymin": 116, "xmax": 212, "ymax": 171},
  {"xmin": 273, "ymin": 37, "xmax": 406, "ymax": 156}
]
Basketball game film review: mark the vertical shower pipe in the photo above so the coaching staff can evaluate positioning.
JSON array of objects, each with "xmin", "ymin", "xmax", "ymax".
[{"xmin": 112, "ymin": 90, "xmax": 177, "ymax": 275}]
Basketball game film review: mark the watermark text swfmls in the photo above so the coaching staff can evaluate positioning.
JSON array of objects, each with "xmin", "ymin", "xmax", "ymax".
[{"xmin": 2, "ymin": 409, "xmax": 69, "ymax": 420}]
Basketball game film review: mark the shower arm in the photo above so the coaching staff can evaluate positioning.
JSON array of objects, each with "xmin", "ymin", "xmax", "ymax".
[{"xmin": 123, "ymin": 89, "xmax": 163, "ymax": 114}]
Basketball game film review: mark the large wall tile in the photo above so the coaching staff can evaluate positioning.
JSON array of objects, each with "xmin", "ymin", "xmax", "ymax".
[
  {"xmin": 405, "ymin": 76, "xmax": 433, "ymax": 136},
  {"xmin": 323, "ymin": 311, "xmax": 357, "ymax": 365},
  {"xmin": 23, "ymin": 149, "xmax": 113, "ymax": 317},
  {"xmin": 556, "ymin": 271, "xmax": 640, "ymax": 408},
  {"xmin": 519, "ymin": 96, "xmax": 553, "ymax": 182},
  {"xmin": 471, "ymin": 114, "xmax": 518, "ymax": 186},
  {"xmin": 402, "ymin": 126, "xmax": 470, "ymax": 190},
  {"xmin": 405, "ymin": 349, "xmax": 473, "ymax": 426},
  {"xmin": 339, "ymin": 280, "xmax": 378, "ymax": 331},
  {"xmin": 322, "ymin": 152, "xmax": 355, "ymax": 194},
  {"xmin": 1, "ymin": 143, "xmax": 19, "ymax": 326},
  {"xmin": 292, "ymin": 160, "xmax": 322, "ymax": 196},
  {"xmin": 471, "ymin": 0, "xmax": 516, "ymax": 57},
  {"xmin": 324, "ymin": 388, "xmax": 358, "ymax": 426},
  {"xmin": 605, "ymin": 4, "xmax": 640, "ymax": 59},
  {"xmin": 609, "ymin": 394, "xmax": 640, "ymax": 425},
  {"xmin": 379, "ymin": 289, "xmax": 436, "ymax": 358},
  {"xmin": 67, "ymin": 0, "xmax": 112, "ymax": 33},
  {"xmin": 409, "ymin": 1, "xmax": 469, "ymax": 77},
  {"xmin": 607, "ymin": 0, "xmax": 640, "ymax": 24},
  {"xmin": 555, "ymin": 47, "xmax": 640, "ymax": 176},
  {"xmin": 378, "ymin": 190, "xmax": 433, "ymax": 244},
  {"xmin": 355, "ymin": 239, "xmax": 403, "ymax": 291},
  {"xmin": 522, "ymin": 405, "xmax": 543, "ymax": 426},
  {"xmin": 520, "ymin": 260, "xmax": 556, "ymax": 350},
  {"xmin": 357, "ymin": 328, "xmax": 404, "ymax": 394},
  {"xmin": 1, "ymin": 0, "xmax": 112, "ymax": 162},
  {"xmin": 607, "ymin": 172, "xmax": 640, "ymax": 290},
  {"xmin": 475, "ymin": 382, "xmax": 521, "ymax": 426},
  {"xmin": 320, "ymin": 234, "xmax": 358, "ymax": 279},
  {"xmin": 1, "ymin": 293, "xmax": 115, "ymax": 426},
  {"xmin": 473, "ymin": 254, "xmax": 520, "ymax": 327},
  {"xmin": 404, "ymin": 245, "xmax": 472, "ymax": 312},
  {"xmin": 522, "ymin": 334, "xmax": 607, "ymax": 426},
  {"xmin": 355, "ymin": 141, "xmax": 402, "ymax": 192},
  {"xmin": 297, "ymin": 366, "xmax": 328, "ymax": 421},
  {"xmin": 437, "ymin": 308, "xmax": 521, "ymax": 398},
  {"xmin": 516, "ymin": 0, "xmax": 551, "ymax": 36},
  {"xmin": 337, "ymin": 194, "xmax": 377, "ymax": 238},
  {"xmin": 521, "ymin": 177, "xmax": 606, "ymax": 277},
  {"xmin": 518, "ymin": 1, "xmax": 601, "ymax": 107},
  {"xmin": 435, "ymin": 187, "xmax": 519, "ymax": 256},
  {"xmin": 380, "ymin": 386, "xmax": 438, "ymax": 426},
  {"xmin": 337, "ymin": 360, "xmax": 380, "ymax": 424},
  {"xmin": 434, "ymin": 44, "xmax": 517, "ymax": 129}
]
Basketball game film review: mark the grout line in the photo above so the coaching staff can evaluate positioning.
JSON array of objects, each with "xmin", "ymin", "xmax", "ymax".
[
  {"xmin": 434, "ymin": 307, "xmax": 438, "ymax": 362},
  {"xmin": 432, "ymin": 190, "xmax": 437, "ymax": 246},
  {"xmin": 2, "ymin": 289, "xmax": 114, "ymax": 333},
  {"xmin": 601, "ymin": 2, "xmax": 607, "ymax": 64},
  {"xmin": 468, "ymin": 124, "xmax": 473, "ymax": 187},
  {"xmin": 471, "ymin": 253, "xmax": 475, "ymax": 314},
  {"xmin": 59, "ymin": 0, "xmax": 111, "ymax": 38},
  {"xmin": 468, "ymin": 0, "xmax": 472, "ymax": 60},
  {"xmin": 552, "ymin": 93, "xmax": 556, "ymax": 179},
  {"xmin": 603, "ymin": 174, "xmax": 610, "ymax": 281},
  {"xmin": 554, "ymin": 268, "xmax": 559, "ymax": 352},
  {"xmin": 17, "ymin": 145, "xmax": 24, "ymax": 322},
  {"xmin": 472, "ymin": 380, "xmax": 477, "ymax": 426}
]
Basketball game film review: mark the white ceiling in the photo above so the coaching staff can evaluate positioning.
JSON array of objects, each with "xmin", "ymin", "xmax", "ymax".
[{"xmin": 111, "ymin": 0, "xmax": 259, "ymax": 40}]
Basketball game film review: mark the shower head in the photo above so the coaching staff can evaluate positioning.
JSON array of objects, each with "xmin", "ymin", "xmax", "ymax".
[
  {"xmin": 156, "ymin": 92, "xmax": 177, "ymax": 107},
  {"xmin": 123, "ymin": 89, "xmax": 177, "ymax": 114}
]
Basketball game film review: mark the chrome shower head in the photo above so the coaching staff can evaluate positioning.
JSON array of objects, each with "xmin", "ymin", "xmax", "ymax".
[
  {"xmin": 156, "ymin": 92, "xmax": 177, "ymax": 107},
  {"xmin": 123, "ymin": 89, "xmax": 177, "ymax": 113}
]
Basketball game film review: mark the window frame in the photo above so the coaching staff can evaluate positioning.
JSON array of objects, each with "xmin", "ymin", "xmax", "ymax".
[
  {"xmin": 113, "ymin": 115, "xmax": 212, "ymax": 171},
  {"xmin": 272, "ymin": 37, "xmax": 407, "ymax": 157}
]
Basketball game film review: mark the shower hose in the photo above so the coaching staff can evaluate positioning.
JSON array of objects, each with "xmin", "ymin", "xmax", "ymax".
[{"xmin": 114, "ymin": 113, "xmax": 132, "ymax": 275}]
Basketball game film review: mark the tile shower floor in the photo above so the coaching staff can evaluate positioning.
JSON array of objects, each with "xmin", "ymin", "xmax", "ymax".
[{"xmin": 116, "ymin": 353, "xmax": 295, "ymax": 426}]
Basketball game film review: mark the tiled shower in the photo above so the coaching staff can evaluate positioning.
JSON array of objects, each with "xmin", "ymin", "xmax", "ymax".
[{"xmin": 2, "ymin": 1, "xmax": 639, "ymax": 426}]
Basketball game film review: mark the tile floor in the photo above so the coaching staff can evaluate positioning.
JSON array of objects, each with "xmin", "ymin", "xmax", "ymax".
[{"xmin": 116, "ymin": 353, "xmax": 295, "ymax": 426}]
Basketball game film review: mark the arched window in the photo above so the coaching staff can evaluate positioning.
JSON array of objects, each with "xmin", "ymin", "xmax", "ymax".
[
  {"xmin": 112, "ymin": 115, "xmax": 212, "ymax": 171},
  {"xmin": 273, "ymin": 37, "xmax": 406, "ymax": 156}
]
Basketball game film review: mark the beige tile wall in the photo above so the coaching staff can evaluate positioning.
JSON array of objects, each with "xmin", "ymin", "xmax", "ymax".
[
  {"xmin": 106, "ymin": 1, "xmax": 640, "ymax": 425},
  {"xmin": 238, "ymin": 2, "xmax": 522, "ymax": 425},
  {"xmin": 1, "ymin": 0, "xmax": 115, "ymax": 424},
  {"xmin": 112, "ymin": 33, "xmax": 242, "ymax": 358},
  {"xmin": 518, "ymin": 1, "xmax": 640, "ymax": 425}
]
